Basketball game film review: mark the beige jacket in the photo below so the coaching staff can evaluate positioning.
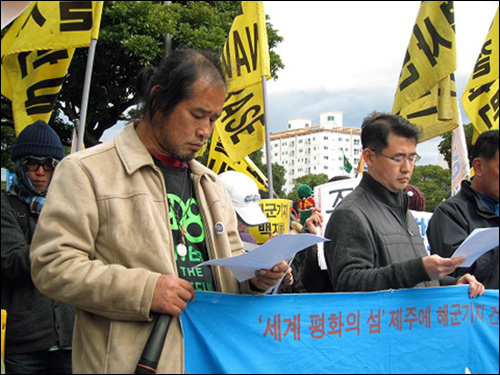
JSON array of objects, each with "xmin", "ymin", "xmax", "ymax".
[{"xmin": 30, "ymin": 124, "xmax": 249, "ymax": 374}]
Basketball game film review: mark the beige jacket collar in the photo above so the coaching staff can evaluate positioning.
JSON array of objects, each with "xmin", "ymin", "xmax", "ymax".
[{"xmin": 114, "ymin": 123, "xmax": 218, "ymax": 180}]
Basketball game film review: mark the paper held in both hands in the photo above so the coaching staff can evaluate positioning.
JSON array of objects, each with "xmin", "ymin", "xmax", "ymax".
[
  {"xmin": 451, "ymin": 227, "xmax": 499, "ymax": 268},
  {"xmin": 196, "ymin": 234, "xmax": 329, "ymax": 282}
]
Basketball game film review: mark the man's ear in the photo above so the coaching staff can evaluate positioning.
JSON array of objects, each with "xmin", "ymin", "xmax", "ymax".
[
  {"xmin": 363, "ymin": 148, "xmax": 375, "ymax": 169},
  {"xmin": 472, "ymin": 157, "xmax": 483, "ymax": 177}
]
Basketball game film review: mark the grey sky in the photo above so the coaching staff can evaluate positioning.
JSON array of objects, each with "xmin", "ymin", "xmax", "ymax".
[{"xmin": 263, "ymin": 1, "xmax": 498, "ymax": 165}]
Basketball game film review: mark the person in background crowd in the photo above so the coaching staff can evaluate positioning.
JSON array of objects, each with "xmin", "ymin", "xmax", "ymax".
[
  {"xmin": 1, "ymin": 121, "xmax": 74, "ymax": 374},
  {"xmin": 428, "ymin": 130, "xmax": 499, "ymax": 290},
  {"xmin": 404, "ymin": 184, "xmax": 426, "ymax": 212},
  {"xmin": 325, "ymin": 113, "xmax": 485, "ymax": 297},
  {"xmin": 219, "ymin": 171, "xmax": 294, "ymax": 290},
  {"xmin": 218, "ymin": 171, "xmax": 269, "ymax": 247},
  {"xmin": 29, "ymin": 48, "xmax": 289, "ymax": 374}
]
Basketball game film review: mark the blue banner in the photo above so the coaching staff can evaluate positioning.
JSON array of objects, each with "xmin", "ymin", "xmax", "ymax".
[{"xmin": 182, "ymin": 287, "xmax": 499, "ymax": 374}]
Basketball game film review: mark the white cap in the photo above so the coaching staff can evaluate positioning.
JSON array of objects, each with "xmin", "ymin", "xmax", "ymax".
[{"xmin": 219, "ymin": 171, "xmax": 269, "ymax": 227}]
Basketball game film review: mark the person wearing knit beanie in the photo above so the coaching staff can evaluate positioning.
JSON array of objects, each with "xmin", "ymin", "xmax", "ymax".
[
  {"xmin": 9, "ymin": 120, "xmax": 65, "ymax": 214},
  {"xmin": 2, "ymin": 120, "xmax": 73, "ymax": 375},
  {"xmin": 297, "ymin": 184, "xmax": 315, "ymax": 225},
  {"xmin": 404, "ymin": 185, "xmax": 426, "ymax": 212},
  {"xmin": 11, "ymin": 120, "xmax": 65, "ymax": 163}
]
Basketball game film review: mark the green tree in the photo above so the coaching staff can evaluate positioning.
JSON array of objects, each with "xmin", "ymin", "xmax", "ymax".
[
  {"xmin": 438, "ymin": 124, "xmax": 475, "ymax": 169},
  {"xmin": 1, "ymin": 1, "xmax": 284, "ymax": 164},
  {"xmin": 410, "ymin": 165, "xmax": 451, "ymax": 212},
  {"xmin": 1, "ymin": 97, "xmax": 16, "ymax": 172},
  {"xmin": 286, "ymin": 174, "xmax": 329, "ymax": 202}
]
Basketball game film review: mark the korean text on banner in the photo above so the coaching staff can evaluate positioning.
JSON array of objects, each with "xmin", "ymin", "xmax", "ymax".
[
  {"xmin": 462, "ymin": 7, "xmax": 499, "ymax": 138},
  {"xmin": 216, "ymin": 1, "xmax": 271, "ymax": 161},
  {"xmin": 1, "ymin": 1, "xmax": 104, "ymax": 135},
  {"xmin": 249, "ymin": 199, "xmax": 291, "ymax": 244},
  {"xmin": 393, "ymin": 1, "xmax": 459, "ymax": 143},
  {"xmin": 183, "ymin": 288, "xmax": 499, "ymax": 374}
]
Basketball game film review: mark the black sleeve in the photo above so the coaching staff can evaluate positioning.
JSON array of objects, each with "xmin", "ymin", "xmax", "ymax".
[
  {"xmin": 427, "ymin": 204, "xmax": 473, "ymax": 280},
  {"xmin": 1, "ymin": 195, "xmax": 32, "ymax": 282},
  {"xmin": 301, "ymin": 245, "xmax": 333, "ymax": 293}
]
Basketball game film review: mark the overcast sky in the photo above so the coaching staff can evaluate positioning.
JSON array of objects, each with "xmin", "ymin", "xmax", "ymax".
[{"xmin": 263, "ymin": 1, "xmax": 498, "ymax": 165}]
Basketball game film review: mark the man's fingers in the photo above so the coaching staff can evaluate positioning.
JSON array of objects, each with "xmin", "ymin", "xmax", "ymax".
[{"xmin": 450, "ymin": 256, "xmax": 466, "ymax": 267}]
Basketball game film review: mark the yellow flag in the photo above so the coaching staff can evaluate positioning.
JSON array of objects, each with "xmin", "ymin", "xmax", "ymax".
[
  {"xmin": 393, "ymin": 1, "xmax": 459, "ymax": 143},
  {"xmin": 1, "ymin": 1, "xmax": 104, "ymax": 135},
  {"xmin": 221, "ymin": 1, "xmax": 270, "ymax": 92},
  {"xmin": 208, "ymin": 128, "xmax": 268, "ymax": 192},
  {"xmin": 1, "ymin": 1, "xmax": 104, "ymax": 54},
  {"xmin": 216, "ymin": 1, "xmax": 270, "ymax": 162},
  {"xmin": 462, "ymin": 7, "xmax": 499, "ymax": 138},
  {"xmin": 2, "ymin": 48, "xmax": 75, "ymax": 135}
]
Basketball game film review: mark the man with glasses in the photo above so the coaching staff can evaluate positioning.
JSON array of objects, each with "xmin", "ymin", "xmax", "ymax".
[
  {"xmin": 324, "ymin": 113, "xmax": 484, "ymax": 297},
  {"xmin": 1, "ymin": 120, "xmax": 74, "ymax": 374}
]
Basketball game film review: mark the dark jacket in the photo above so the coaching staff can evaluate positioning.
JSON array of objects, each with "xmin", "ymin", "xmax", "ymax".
[
  {"xmin": 427, "ymin": 180, "xmax": 499, "ymax": 289},
  {"xmin": 1, "ymin": 193, "xmax": 74, "ymax": 355},
  {"xmin": 325, "ymin": 173, "xmax": 453, "ymax": 292}
]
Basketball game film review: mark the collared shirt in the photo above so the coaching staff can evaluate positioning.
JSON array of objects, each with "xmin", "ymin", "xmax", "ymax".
[{"xmin": 476, "ymin": 191, "xmax": 500, "ymax": 216}]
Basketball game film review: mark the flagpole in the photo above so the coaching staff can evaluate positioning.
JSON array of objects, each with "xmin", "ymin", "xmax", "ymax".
[
  {"xmin": 451, "ymin": 99, "xmax": 471, "ymax": 197},
  {"xmin": 76, "ymin": 38, "xmax": 97, "ymax": 151},
  {"xmin": 262, "ymin": 75, "xmax": 274, "ymax": 199}
]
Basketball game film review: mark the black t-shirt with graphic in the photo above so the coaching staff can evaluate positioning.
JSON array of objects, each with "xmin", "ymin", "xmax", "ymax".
[{"xmin": 154, "ymin": 158, "xmax": 215, "ymax": 292}]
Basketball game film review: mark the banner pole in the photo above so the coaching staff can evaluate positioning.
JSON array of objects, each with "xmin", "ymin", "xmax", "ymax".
[
  {"xmin": 77, "ymin": 38, "xmax": 98, "ymax": 151},
  {"xmin": 451, "ymin": 99, "xmax": 471, "ymax": 197},
  {"xmin": 262, "ymin": 76, "xmax": 274, "ymax": 199}
]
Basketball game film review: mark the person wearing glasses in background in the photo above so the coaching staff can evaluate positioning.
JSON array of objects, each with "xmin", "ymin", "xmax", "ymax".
[
  {"xmin": 324, "ymin": 114, "xmax": 485, "ymax": 297},
  {"xmin": 1, "ymin": 121, "xmax": 74, "ymax": 374}
]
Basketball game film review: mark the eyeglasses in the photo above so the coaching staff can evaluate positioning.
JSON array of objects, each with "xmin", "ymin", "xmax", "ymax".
[
  {"xmin": 370, "ymin": 149, "xmax": 422, "ymax": 165},
  {"xmin": 22, "ymin": 157, "xmax": 57, "ymax": 172}
]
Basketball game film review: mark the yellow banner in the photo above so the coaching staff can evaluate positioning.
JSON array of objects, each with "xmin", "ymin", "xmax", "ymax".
[
  {"xmin": 462, "ymin": 7, "xmax": 499, "ymax": 136},
  {"xmin": 393, "ymin": 1, "xmax": 458, "ymax": 143},
  {"xmin": 217, "ymin": 82, "xmax": 266, "ymax": 162},
  {"xmin": 216, "ymin": 1, "xmax": 270, "ymax": 162},
  {"xmin": 208, "ymin": 128, "xmax": 268, "ymax": 192},
  {"xmin": 1, "ymin": 1, "xmax": 104, "ymax": 54},
  {"xmin": 1, "ymin": 1, "xmax": 104, "ymax": 135},
  {"xmin": 221, "ymin": 1, "xmax": 270, "ymax": 92},
  {"xmin": 248, "ymin": 199, "xmax": 291, "ymax": 244},
  {"xmin": 2, "ymin": 48, "xmax": 75, "ymax": 135}
]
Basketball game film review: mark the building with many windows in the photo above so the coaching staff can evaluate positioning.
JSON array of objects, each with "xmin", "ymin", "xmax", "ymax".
[{"xmin": 266, "ymin": 111, "xmax": 362, "ymax": 194}]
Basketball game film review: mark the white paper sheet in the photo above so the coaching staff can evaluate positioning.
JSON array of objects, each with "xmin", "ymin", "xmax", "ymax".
[
  {"xmin": 452, "ymin": 227, "xmax": 499, "ymax": 267},
  {"xmin": 196, "ymin": 234, "xmax": 329, "ymax": 282}
]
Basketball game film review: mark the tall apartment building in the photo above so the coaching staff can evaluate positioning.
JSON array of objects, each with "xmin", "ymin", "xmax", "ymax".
[{"xmin": 266, "ymin": 111, "xmax": 362, "ymax": 194}]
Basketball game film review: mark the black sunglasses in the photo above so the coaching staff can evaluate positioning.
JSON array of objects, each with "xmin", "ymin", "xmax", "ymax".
[{"xmin": 22, "ymin": 157, "xmax": 58, "ymax": 172}]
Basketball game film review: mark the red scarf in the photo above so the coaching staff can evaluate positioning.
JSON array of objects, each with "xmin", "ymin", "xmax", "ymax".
[{"xmin": 150, "ymin": 152, "xmax": 189, "ymax": 169}]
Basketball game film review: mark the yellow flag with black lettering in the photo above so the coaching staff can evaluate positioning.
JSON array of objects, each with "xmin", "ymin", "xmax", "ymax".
[
  {"xmin": 208, "ymin": 128, "xmax": 268, "ymax": 192},
  {"xmin": 462, "ymin": 7, "xmax": 499, "ymax": 138},
  {"xmin": 1, "ymin": 1, "xmax": 104, "ymax": 135},
  {"xmin": 393, "ymin": 1, "xmax": 459, "ymax": 143},
  {"xmin": 216, "ymin": 1, "xmax": 270, "ymax": 162}
]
